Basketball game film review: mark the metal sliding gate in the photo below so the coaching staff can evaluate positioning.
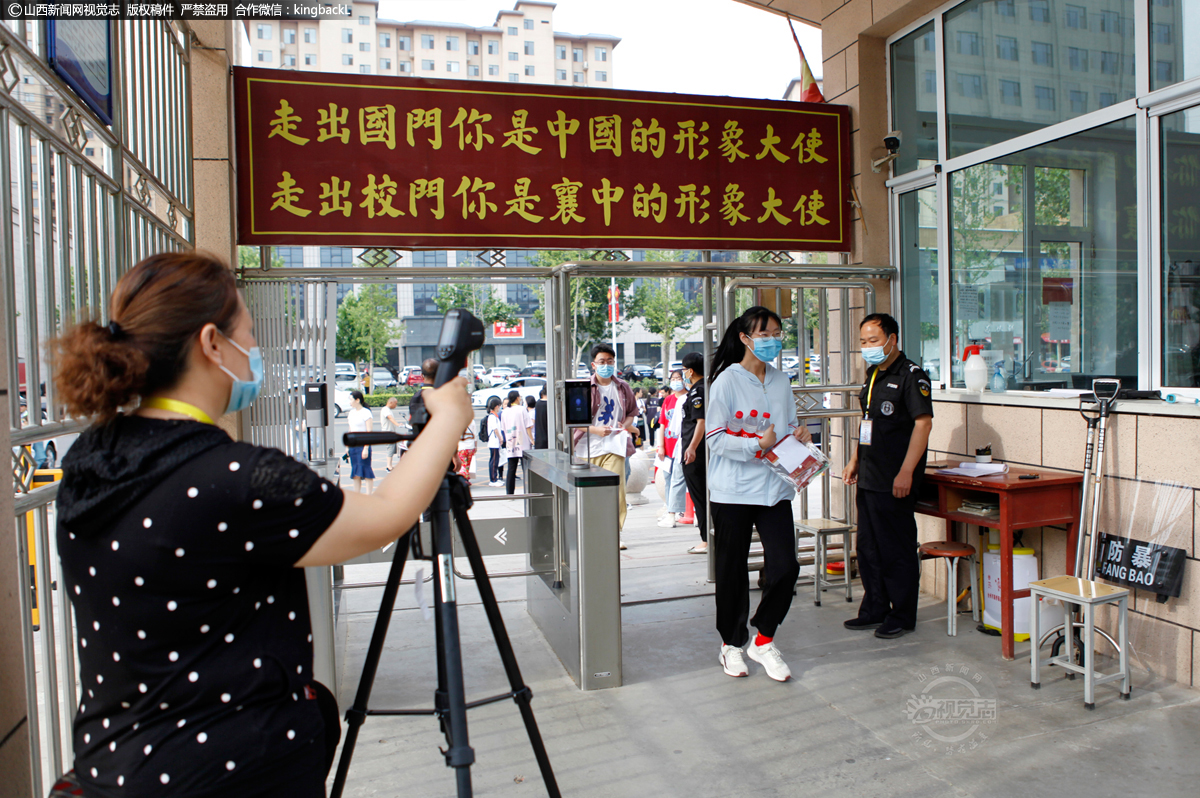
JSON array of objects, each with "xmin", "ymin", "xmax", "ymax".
[{"xmin": 3, "ymin": 19, "xmax": 196, "ymax": 797}]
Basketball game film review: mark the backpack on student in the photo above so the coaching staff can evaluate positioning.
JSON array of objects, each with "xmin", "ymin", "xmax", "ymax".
[{"xmin": 478, "ymin": 414, "xmax": 489, "ymax": 441}]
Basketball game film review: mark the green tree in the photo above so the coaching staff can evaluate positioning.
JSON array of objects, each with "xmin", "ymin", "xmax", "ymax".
[
  {"xmin": 336, "ymin": 285, "xmax": 395, "ymax": 377},
  {"xmin": 237, "ymin": 245, "xmax": 283, "ymax": 271},
  {"xmin": 625, "ymin": 278, "xmax": 697, "ymax": 369},
  {"xmin": 527, "ymin": 250, "xmax": 635, "ymax": 368}
]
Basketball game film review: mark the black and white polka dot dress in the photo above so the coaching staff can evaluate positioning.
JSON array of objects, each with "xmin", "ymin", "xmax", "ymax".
[{"xmin": 57, "ymin": 418, "xmax": 344, "ymax": 797}]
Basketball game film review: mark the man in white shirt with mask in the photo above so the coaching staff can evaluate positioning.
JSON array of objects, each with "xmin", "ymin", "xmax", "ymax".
[{"xmin": 570, "ymin": 344, "xmax": 639, "ymax": 547}]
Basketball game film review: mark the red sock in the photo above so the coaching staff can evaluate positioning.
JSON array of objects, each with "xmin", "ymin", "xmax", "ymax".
[{"xmin": 754, "ymin": 633, "xmax": 772, "ymax": 647}]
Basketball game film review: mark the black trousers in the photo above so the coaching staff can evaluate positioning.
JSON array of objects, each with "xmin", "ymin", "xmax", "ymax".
[
  {"xmin": 712, "ymin": 500, "xmax": 799, "ymax": 647},
  {"xmin": 488, "ymin": 448, "xmax": 503, "ymax": 482},
  {"xmin": 854, "ymin": 487, "xmax": 921, "ymax": 628},
  {"xmin": 681, "ymin": 450, "xmax": 708, "ymax": 542},
  {"xmin": 505, "ymin": 456, "xmax": 522, "ymax": 494}
]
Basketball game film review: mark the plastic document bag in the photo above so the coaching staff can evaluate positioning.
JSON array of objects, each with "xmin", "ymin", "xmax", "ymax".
[{"xmin": 762, "ymin": 434, "xmax": 829, "ymax": 489}]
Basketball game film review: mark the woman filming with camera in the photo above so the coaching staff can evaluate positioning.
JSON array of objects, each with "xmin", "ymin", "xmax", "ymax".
[
  {"xmin": 51, "ymin": 252, "xmax": 473, "ymax": 798},
  {"xmin": 705, "ymin": 306, "xmax": 811, "ymax": 683}
]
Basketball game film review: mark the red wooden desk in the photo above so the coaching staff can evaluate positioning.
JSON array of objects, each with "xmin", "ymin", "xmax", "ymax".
[{"xmin": 916, "ymin": 465, "xmax": 1083, "ymax": 660}]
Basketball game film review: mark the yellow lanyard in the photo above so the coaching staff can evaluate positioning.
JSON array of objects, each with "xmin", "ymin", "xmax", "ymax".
[
  {"xmin": 141, "ymin": 398, "xmax": 215, "ymax": 425},
  {"xmin": 864, "ymin": 369, "xmax": 879, "ymax": 419}
]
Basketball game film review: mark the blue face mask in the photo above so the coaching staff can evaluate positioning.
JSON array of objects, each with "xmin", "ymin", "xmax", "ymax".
[
  {"xmin": 595, "ymin": 364, "xmax": 615, "ymax": 379},
  {"xmin": 750, "ymin": 337, "xmax": 783, "ymax": 363},
  {"xmin": 862, "ymin": 340, "xmax": 893, "ymax": 366},
  {"xmin": 670, "ymin": 380, "xmax": 684, "ymax": 392},
  {"xmin": 218, "ymin": 333, "xmax": 264, "ymax": 414}
]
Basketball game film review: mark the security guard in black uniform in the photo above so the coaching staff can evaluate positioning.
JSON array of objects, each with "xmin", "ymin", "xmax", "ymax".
[
  {"xmin": 679, "ymin": 351, "xmax": 708, "ymax": 551},
  {"xmin": 842, "ymin": 313, "xmax": 934, "ymax": 639}
]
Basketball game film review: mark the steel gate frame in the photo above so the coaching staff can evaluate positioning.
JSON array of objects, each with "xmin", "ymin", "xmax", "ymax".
[{"xmin": 3, "ymin": 19, "xmax": 195, "ymax": 796}]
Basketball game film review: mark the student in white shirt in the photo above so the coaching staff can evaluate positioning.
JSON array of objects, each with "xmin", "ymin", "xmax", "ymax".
[
  {"xmin": 346, "ymin": 390, "xmax": 375, "ymax": 493},
  {"xmin": 485, "ymin": 397, "xmax": 505, "ymax": 486},
  {"xmin": 501, "ymin": 390, "xmax": 533, "ymax": 495},
  {"xmin": 569, "ymin": 344, "xmax": 638, "ymax": 546},
  {"xmin": 380, "ymin": 396, "xmax": 401, "ymax": 471}
]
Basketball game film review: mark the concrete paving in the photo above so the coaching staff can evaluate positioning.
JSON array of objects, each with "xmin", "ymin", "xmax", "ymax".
[{"xmin": 329, "ymin": 461, "xmax": 1200, "ymax": 798}]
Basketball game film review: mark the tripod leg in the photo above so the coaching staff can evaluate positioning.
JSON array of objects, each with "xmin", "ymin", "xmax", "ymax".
[
  {"xmin": 330, "ymin": 529, "xmax": 415, "ymax": 798},
  {"xmin": 431, "ymin": 479, "xmax": 475, "ymax": 796},
  {"xmin": 452, "ymin": 502, "xmax": 563, "ymax": 798}
]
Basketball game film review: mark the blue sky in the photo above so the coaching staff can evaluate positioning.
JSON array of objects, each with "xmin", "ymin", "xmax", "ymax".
[{"xmin": 379, "ymin": 0, "xmax": 824, "ymax": 101}]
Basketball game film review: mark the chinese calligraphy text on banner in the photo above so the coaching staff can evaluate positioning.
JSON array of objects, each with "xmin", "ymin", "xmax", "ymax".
[{"xmin": 234, "ymin": 68, "xmax": 851, "ymax": 251}]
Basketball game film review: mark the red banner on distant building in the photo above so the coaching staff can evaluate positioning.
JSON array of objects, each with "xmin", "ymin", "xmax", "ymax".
[
  {"xmin": 233, "ymin": 68, "xmax": 851, "ymax": 251},
  {"xmin": 493, "ymin": 320, "xmax": 525, "ymax": 339}
]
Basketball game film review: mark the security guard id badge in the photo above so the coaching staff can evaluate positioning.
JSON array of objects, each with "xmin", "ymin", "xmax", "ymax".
[{"xmin": 859, "ymin": 369, "xmax": 878, "ymax": 445}]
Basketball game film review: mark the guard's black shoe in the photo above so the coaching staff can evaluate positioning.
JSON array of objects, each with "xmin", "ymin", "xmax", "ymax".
[
  {"xmin": 874, "ymin": 622, "xmax": 910, "ymax": 639},
  {"xmin": 844, "ymin": 617, "xmax": 883, "ymax": 630}
]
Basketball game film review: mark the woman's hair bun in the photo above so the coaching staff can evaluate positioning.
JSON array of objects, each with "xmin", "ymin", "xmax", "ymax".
[{"xmin": 53, "ymin": 319, "xmax": 150, "ymax": 422}]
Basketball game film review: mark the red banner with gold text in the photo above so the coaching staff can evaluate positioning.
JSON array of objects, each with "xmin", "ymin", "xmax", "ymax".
[{"xmin": 234, "ymin": 67, "xmax": 851, "ymax": 251}]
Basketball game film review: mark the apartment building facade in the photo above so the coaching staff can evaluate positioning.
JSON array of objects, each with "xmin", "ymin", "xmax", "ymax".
[{"xmin": 246, "ymin": 0, "xmax": 618, "ymax": 87}]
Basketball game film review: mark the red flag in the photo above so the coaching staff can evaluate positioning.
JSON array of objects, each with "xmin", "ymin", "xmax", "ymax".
[{"xmin": 789, "ymin": 19, "xmax": 825, "ymax": 103}]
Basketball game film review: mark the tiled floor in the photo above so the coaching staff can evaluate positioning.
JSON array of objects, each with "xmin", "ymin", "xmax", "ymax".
[{"xmin": 330, "ymin": 458, "xmax": 1200, "ymax": 798}]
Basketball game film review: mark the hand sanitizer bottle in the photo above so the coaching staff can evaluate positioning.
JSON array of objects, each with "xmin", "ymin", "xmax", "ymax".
[{"xmin": 992, "ymin": 361, "xmax": 1007, "ymax": 394}]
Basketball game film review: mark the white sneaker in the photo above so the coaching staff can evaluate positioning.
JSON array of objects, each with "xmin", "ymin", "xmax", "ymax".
[
  {"xmin": 747, "ymin": 640, "xmax": 792, "ymax": 682},
  {"xmin": 488, "ymin": 481, "xmax": 503, "ymax": 487},
  {"xmin": 657, "ymin": 514, "xmax": 676, "ymax": 528},
  {"xmin": 720, "ymin": 645, "xmax": 748, "ymax": 677}
]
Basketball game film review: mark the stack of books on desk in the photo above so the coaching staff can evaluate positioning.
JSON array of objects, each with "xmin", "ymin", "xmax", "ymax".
[{"xmin": 957, "ymin": 499, "xmax": 999, "ymax": 518}]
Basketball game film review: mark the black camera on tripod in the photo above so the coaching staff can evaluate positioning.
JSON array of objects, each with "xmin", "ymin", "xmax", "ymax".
[
  {"xmin": 350, "ymin": 308, "xmax": 485, "ymax": 442},
  {"xmin": 408, "ymin": 307, "xmax": 486, "ymax": 436}
]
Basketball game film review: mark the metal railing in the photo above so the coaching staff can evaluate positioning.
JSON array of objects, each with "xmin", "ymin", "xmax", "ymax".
[{"xmin": 3, "ymin": 19, "xmax": 194, "ymax": 796}]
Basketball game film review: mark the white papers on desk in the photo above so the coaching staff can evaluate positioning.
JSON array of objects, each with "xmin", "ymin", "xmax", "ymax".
[{"xmin": 936, "ymin": 462, "xmax": 1010, "ymax": 477}]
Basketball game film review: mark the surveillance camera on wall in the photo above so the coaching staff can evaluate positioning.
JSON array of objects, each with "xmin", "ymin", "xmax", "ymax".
[{"xmin": 872, "ymin": 130, "xmax": 904, "ymax": 173}]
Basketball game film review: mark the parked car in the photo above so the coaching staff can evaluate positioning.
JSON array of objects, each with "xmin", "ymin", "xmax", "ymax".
[
  {"xmin": 471, "ymin": 377, "xmax": 547, "ymax": 407},
  {"xmin": 485, "ymin": 366, "xmax": 517, "ymax": 386},
  {"xmin": 519, "ymin": 363, "xmax": 547, "ymax": 377},
  {"xmin": 621, "ymin": 363, "xmax": 655, "ymax": 380},
  {"xmin": 406, "ymin": 366, "xmax": 426, "ymax": 386},
  {"xmin": 576, "ymin": 364, "xmax": 592, "ymax": 378},
  {"xmin": 17, "ymin": 403, "xmax": 78, "ymax": 468},
  {"xmin": 332, "ymin": 386, "xmax": 353, "ymax": 417},
  {"xmin": 653, "ymin": 361, "xmax": 683, "ymax": 380},
  {"xmin": 370, "ymin": 367, "xmax": 398, "ymax": 390}
]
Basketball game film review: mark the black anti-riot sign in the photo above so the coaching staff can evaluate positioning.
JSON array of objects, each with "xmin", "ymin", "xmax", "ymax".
[{"xmin": 1095, "ymin": 532, "xmax": 1186, "ymax": 601}]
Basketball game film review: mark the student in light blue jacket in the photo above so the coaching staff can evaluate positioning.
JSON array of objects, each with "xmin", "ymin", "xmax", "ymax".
[{"xmin": 705, "ymin": 306, "xmax": 812, "ymax": 683}]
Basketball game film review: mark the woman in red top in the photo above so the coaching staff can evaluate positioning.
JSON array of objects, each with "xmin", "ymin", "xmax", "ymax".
[{"xmin": 657, "ymin": 371, "xmax": 688, "ymax": 526}]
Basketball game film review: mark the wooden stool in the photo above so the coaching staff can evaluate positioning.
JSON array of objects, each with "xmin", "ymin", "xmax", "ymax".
[
  {"xmin": 918, "ymin": 540, "xmax": 980, "ymax": 636},
  {"xmin": 1029, "ymin": 576, "xmax": 1130, "ymax": 709},
  {"xmin": 795, "ymin": 518, "xmax": 855, "ymax": 606}
]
